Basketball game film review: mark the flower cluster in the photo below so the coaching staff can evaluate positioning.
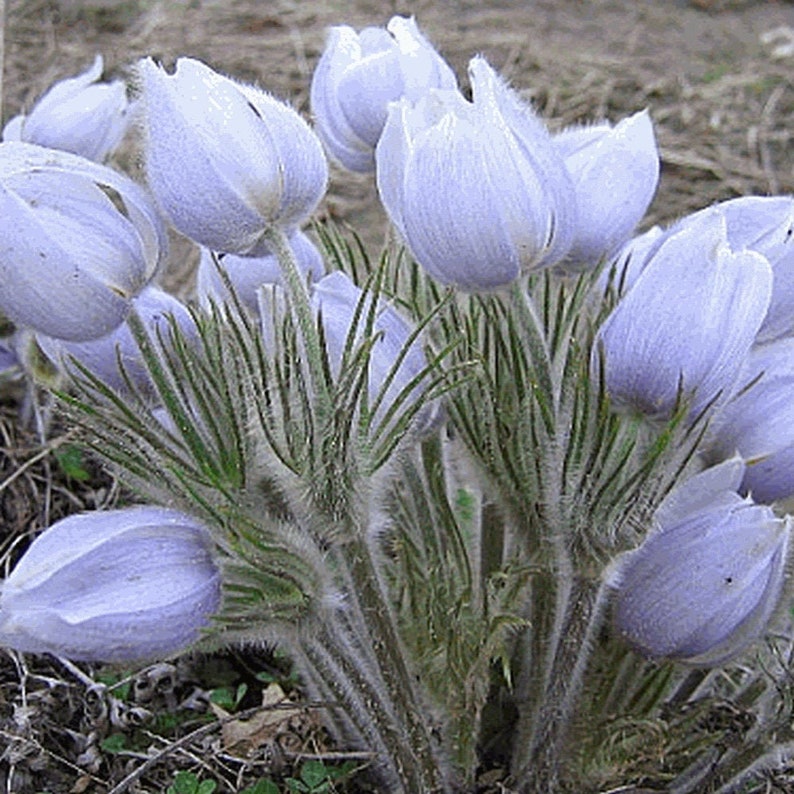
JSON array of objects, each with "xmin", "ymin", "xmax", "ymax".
[{"xmin": 0, "ymin": 16, "xmax": 792, "ymax": 794}]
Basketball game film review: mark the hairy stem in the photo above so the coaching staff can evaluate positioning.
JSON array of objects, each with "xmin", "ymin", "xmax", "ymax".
[
  {"xmin": 263, "ymin": 224, "xmax": 331, "ymax": 418},
  {"xmin": 337, "ymin": 532, "xmax": 449, "ymax": 792},
  {"xmin": 511, "ymin": 576, "xmax": 610, "ymax": 791}
]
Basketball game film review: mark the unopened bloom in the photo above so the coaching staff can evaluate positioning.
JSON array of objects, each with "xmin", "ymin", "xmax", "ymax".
[
  {"xmin": 707, "ymin": 337, "xmax": 794, "ymax": 504},
  {"xmin": 2, "ymin": 55, "xmax": 131, "ymax": 162},
  {"xmin": 197, "ymin": 231, "xmax": 325, "ymax": 313},
  {"xmin": 376, "ymin": 56, "xmax": 575, "ymax": 289},
  {"xmin": 613, "ymin": 459, "xmax": 790, "ymax": 665},
  {"xmin": 0, "ymin": 142, "xmax": 167, "ymax": 341},
  {"xmin": 594, "ymin": 211, "xmax": 772, "ymax": 419},
  {"xmin": 0, "ymin": 506, "xmax": 221, "ymax": 662},
  {"xmin": 310, "ymin": 16, "xmax": 457, "ymax": 172},
  {"xmin": 307, "ymin": 271, "xmax": 436, "ymax": 428},
  {"xmin": 555, "ymin": 110, "xmax": 660, "ymax": 270},
  {"xmin": 36, "ymin": 284, "xmax": 196, "ymax": 400},
  {"xmin": 683, "ymin": 196, "xmax": 794, "ymax": 343},
  {"xmin": 138, "ymin": 57, "xmax": 328, "ymax": 255}
]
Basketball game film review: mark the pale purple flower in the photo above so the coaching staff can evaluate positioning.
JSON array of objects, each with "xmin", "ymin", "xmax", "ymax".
[
  {"xmin": 36, "ymin": 284, "xmax": 196, "ymax": 400},
  {"xmin": 683, "ymin": 196, "xmax": 794, "ymax": 343},
  {"xmin": 555, "ymin": 110, "xmax": 660, "ymax": 270},
  {"xmin": 613, "ymin": 459, "xmax": 790, "ymax": 665},
  {"xmin": 594, "ymin": 211, "xmax": 772, "ymax": 419},
  {"xmin": 0, "ymin": 142, "xmax": 166, "ymax": 341},
  {"xmin": 137, "ymin": 57, "xmax": 328, "ymax": 255},
  {"xmin": 707, "ymin": 337, "xmax": 794, "ymax": 504},
  {"xmin": 307, "ymin": 271, "xmax": 436, "ymax": 429},
  {"xmin": 0, "ymin": 506, "xmax": 221, "ymax": 662},
  {"xmin": 197, "ymin": 231, "xmax": 325, "ymax": 313},
  {"xmin": 310, "ymin": 16, "xmax": 456, "ymax": 172},
  {"xmin": 376, "ymin": 57, "xmax": 576, "ymax": 289},
  {"xmin": 2, "ymin": 55, "xmax": 132, "ymax": 162}
]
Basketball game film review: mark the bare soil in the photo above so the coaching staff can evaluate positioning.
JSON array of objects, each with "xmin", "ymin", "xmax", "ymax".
[{"xmin": 0, "ymin": 1, "xmax": 793, "ymax": 792}]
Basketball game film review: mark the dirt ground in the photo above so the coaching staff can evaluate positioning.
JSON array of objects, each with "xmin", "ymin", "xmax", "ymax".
[{"xmin": 0, "ymin": 0, "xmax": 793, "ymax": 792}]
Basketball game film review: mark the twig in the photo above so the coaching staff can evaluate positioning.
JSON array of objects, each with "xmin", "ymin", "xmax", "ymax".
[
  {"xmin": 0, "ymin": 430, "xmax": 77, "ymax": 492},
  {"xmin": 106, "ymin": 700, "xmax": 337, "ymax": 794}
]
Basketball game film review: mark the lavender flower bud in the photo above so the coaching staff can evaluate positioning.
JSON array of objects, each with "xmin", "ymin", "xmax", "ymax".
[
  {"xmin": 137, "ymin": 57, "xmax": 328, "ymax": 255},
  {"xmin": 613, "ymin": 459, "xmax": 790, "ymax": 665},
  {"xmin": 376, "ymin": 56, "xmax": 575, "ymax": 289},
  {"xmin": 310, "ymin": 16, "xmax": 457, "ymax": 172},
  {"xmin": 309, "ymin": 271, "xmax": 437, "ymax": 428},
  {"xmin": 707, "ymin": 337, "xmax": 794, "ymax": 504},
  {"xmin": 36, "ymin": 284, "xmax": 196, "ymax": 400},
  {"xmin": 683, "ymin": 196, "xmax": 794, "ymax": 343},
  {"xmin": 594, "ymin": 211, "xmax": 772, "ymax": 420},
  {"xmin": 2, "ymin": 55, "xmax": 131, "ymax": 162},
  {"xmin": 555, "ymin": 110, "xmax": 660, "ymax": 270},
  {"xmin": 0, "ymin": 506, "xmax": 221, "ymax": 662},
  {"xmin": 0, "ymin": 142, "xmax": 167, "ymax": 341},
  {"xmin": 197, "ymin": 231, "xmax": 325, "ymax": 313}
]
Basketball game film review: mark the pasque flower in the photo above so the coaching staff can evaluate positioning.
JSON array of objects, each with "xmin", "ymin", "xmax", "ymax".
[
  {"xmin": 36, "ymin": 284, "xmax": 196, "ymax": 400},
  {"xmin": 197, "ymin": 230, "xmax": 325, "ymax": 313},
  {"xmin": 613, "ymin": 459, "xmax": 790, "ymax": 665},
  {"xmin": 310, "ymin": 16, "xmax": 457, "ymax": 172},
  {"xmin": 304, "ymin": 271, "xmax": 436, "ymax": 428},
  {"xmin": 0, "ymin": 506, "xmax": 221, "ymax": 662},
  {"xmin": 707, "ymin": 337, "xmax": 794, "ymax": 504},
  {"xmin": 554, "ymin": 110, "xmax": 660, "ymax": 270},
  {"xmin": 376, "ymin": 56, "xmax": 575, "ymax": 289},
  {"xmin": 138, "ymin": 57, "xmax": 328, "ymax": 255},
  {"xmin": 683, "ymin": 196, "xmax": 794, "ymax": 343},
  {"xmin": 594, "ymin": 211, "xmax": 772, "ymax": 419},
  {"xmin": 0, "ymin": 142, "xmax": 167, "ymax": 341},
  {"xmin": 2, "ymin": 55, "xmax": 132, "ymax": 162}
]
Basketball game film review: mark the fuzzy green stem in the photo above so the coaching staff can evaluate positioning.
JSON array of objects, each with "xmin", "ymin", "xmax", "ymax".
[
  {"xmin": 511, "ymin": 577, "xmax": 610, "ymax": 791},
  {"xmin": 336, "ymin": 534, "xmax": 449, "ymax": 792},
  {"xmin": 263, "ymin": 225, "xmax": 331, "ymax": 418},
  {"xmin": 300, "ymin": 627, "xmax": 405, "ymax": 789}
]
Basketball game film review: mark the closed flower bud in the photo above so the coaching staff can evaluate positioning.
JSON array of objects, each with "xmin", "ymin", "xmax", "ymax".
[
  {"xmin": 309, "ymin": 271, "xmax": 436, "ymax": 428},
  {"xmin": 0, "ymin": 506, "xmax": 221, "ymax": 662},
  {"xmin": 2, "ymin": 55, "xmax": 132, "ymax": 162},
  {"xmin": 37, "ymin": 284, "xmax": 196, "ymax": 399},
  {"xmin": 138, "ymin": 57, "xmax": 328, "ymax": 255},
  {"xmin": 682, "ymin": 196, "xmax": 794, "ymax": 343},
  {"xmin": 555, "ymin": 110, "xmax": 660, "ymax": 270},
  {"xmin": 707, "ymin": 337, "xmax": 794, "ymax": 504},
  {"xmin": 594, "ymin": 212, "xmax": 772, "ymax": 419},
  {"xmin": 613, "ymin": 460, "xmax": 790, "ymax": 665},
  {"xmin": 310, "ymin": 16, "xmax": 457, "ymax": 172},
  {"xmin": 197, "ymin": 231, "xmax": 324, "ymax": 313},
  {"xmin": 0, "ymin": 142, "xmax": 167, "ymax": 341},
  {"xmin": 376, "ymin": 56, "xmax": 575, "ymax": 289}
]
